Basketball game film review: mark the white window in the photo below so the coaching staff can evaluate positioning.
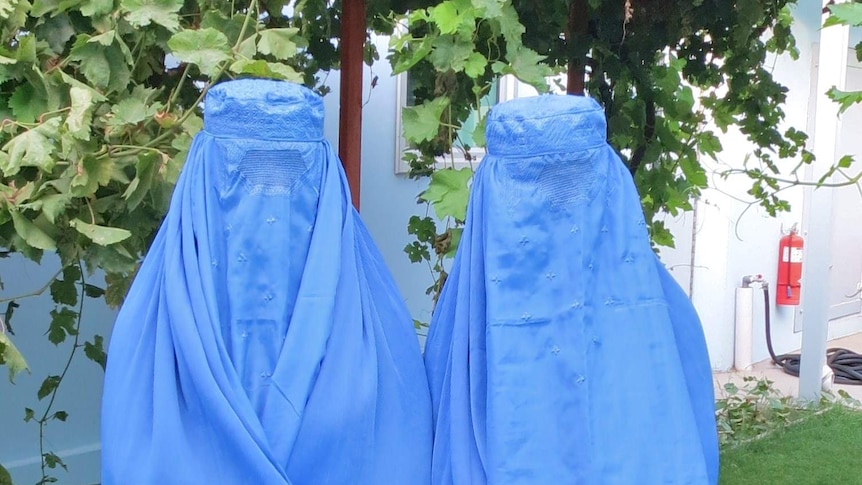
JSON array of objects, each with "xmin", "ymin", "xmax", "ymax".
[{"xmin": 393, "ymin": 74, "xmax": 547, "ymax": 174}]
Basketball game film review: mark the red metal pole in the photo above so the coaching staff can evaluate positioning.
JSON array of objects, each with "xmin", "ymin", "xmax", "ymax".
[{"xmin": 339, "ymin": 0, "xmax": 365, "ymax": 210}]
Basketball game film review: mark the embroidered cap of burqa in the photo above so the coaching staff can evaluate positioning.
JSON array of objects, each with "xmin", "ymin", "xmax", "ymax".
[
  {"xmin": 101, "ymin": 79, "xmax": 432, "ymax": 485},
  {"xmin": 424, "ymin": 94, "xmax": 719, "ymax": 485}
]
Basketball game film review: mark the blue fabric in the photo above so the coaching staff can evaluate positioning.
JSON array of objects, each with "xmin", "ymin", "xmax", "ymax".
[
  {"xmin": 424, "ymin": 94, "xmax": 719, "ymax": 485},
  {"xmin": 101, "ymin": 79, "xmax": 432, "ymax": 485}
]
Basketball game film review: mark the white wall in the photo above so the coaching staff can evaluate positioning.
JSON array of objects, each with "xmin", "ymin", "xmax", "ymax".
[
  {"xmin": 659, "ymin": 0, "xmax": 862, "ymax": 370},
  {"xmin": 0, "ymin": 256, "xmax": 112, "ymax": 485}
]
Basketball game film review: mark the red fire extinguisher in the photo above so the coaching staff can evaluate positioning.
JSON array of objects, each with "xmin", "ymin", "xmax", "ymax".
[{"xmin": 777, "ymin": 224, "xmax": 804, "ymax": 306}]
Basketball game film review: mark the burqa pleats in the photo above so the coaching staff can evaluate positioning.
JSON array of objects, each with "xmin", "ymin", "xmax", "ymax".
[
  {"xmin": 424, "ymin": 94, "xmax": 719, "ymax": 485},
  {"xmin": 101, "ymin": 79, "xmax": 432, "ymax": 485}
]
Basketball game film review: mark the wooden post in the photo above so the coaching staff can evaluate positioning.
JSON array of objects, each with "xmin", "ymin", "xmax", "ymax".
[
  {"xmin": 339, "ymin": 0, "xmax": 365, "ymax": 210},
  {"xmin": 566, "ymin": 0, "xmax": 588, "ymax": 95}
]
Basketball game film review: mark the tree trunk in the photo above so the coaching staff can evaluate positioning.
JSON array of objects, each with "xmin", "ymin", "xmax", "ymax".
[{"xmin": 566, "ymin": 0, "xmax": 588, "ymax": 95}]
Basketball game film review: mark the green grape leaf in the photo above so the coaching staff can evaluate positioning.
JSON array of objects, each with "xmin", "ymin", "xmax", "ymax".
[
  {"xmin": 122, "ymin": 152, "xmax": 159, "ymax": 211},
  {"xmin": 108, "ymin": 96, "xmax": 161, "ymax": 126},
  {"xmin": 84, "ymin": 335, "xmax": 107, "ymax": 371},
  {"xmin": 79, "ymin": 0, "xmax": 113, "ymax": 16},
  {"xmin": 37, "ymin": 375, "xmax": 61, "ymax": 400},
  {"xmin": 404, "ymin": 241, "xmax": 431, "ymax": 263},
  {"xmin": 827, "ymin": 87, "xmax": 862, "ymax": 114},
  {"xmin": 696, "ymin": 132, "xmax": 723, "ymax": 159},
  {"xmin": 34, "ymin": 13, "xmax": 75, "ymax": 53},
  {"xmin": 445, "ymin": 227, "xmax": 463, "ymax": 257},
  {"xmin": 3, "ymin": 302, "xmax": 18, "ymax": 334},
  {"xmin": 229, "ymin": 59, "xmax": 302, "ymax": 82},
  {"xmin": 471, "ymin": 115, "xmax": 487, "ymax": 147},
  {"xmin": 390, "ymin": 34, "xmax": 434, "ymax": 75},
  {"xmin": 1, "ymin": 118, "xmax": 61, "ymax": 176},
  {"xmin": 262, "ymin": 61, "xmax": 301, "ymax": 81},
  {"xmin": 407, "ymin": 215, "xmax": 437, "ymax": 243},
  {"xmin": 122, "ymin": 0, "xmax": 183, "ymax": 31},
  {"xmin": 429, "ymin": 35, "xmax": 473, "ymax": 72},
  {"xmin": 47, "ymin": 308, "xmax": 78, "ymax": 345},
  {"xmin": 0, "ymin": 0, "xmax": 18, "ymax": 19},
  {"xmin": 463, "ymin": 51, "xmax": 487, "ymax": 78},
  {"xmin": 70, "ymin": 219, "xmax": 132, "ymax": 246},
  {"xmin": 237, "ymin": 33, "xmax": 258, "ymax": 58},
  {"xmin": 71, "ymin": 157, "xmax": 116, "ymax": 197},
  {"xmin": 496, "ymin": 2, "xmax": 525, "ymax": 50},
  {"xmin": 69, "ymin": 37, "xmax": 111, "ymax": 89},
  {"xmin": 429, "ymin": 2, "xmax": 461, "ymax": 34},
  {"xmin": 420, "ymin": 167, "xmax": 472, "ymax": 221},
  {"xmin": 105, "ymin": 271, "xmax": 134, "ymax": 309},
  {"xmin": 257, "ymin": 28, "xmax": 300, "ymax": 59},
  {"xmin": 49, "ymin": 277, "xmax": 78, "ymax": 307},
  {"xmin": 649, "ymin": 220, "xmax": 676, "ymax": 248},
  {"xmin": 10, "ymin": 210, "xmax": 56, "ymax": 250},
  {"xmin": 19, "ymin": 194, "xmax": 71, "ymax": 224},
  {"xmin": 402, "ymin": 97, "xmax": 449, "ymax": 144},
  {"xmin": 471, "ymin": 0, "xmax": 502, "ymax": 17},
  {"xmin": 505, "ymin": 46, "xmax": 550, "ymax": 92},
  {"xmin": 88, "ymin": 30, "xmax": 116, "ymax": 46},
  {"xmin": 66, "ymin": 86, "xmax": 95, "ymax": 140},
  {"xmin": 9, "ymin": 83, "xmax": 47, "ymax": 124},
  {"xmin": 84, "ymin": 284, "xmax": 106, "ymax": 298},
  {"xmin": 200, "ymin": 10, "xmax": 247, "ymax": 46},
  {"xmin": 0, "ymin": 332, "xmax": 29, "ymax": 383},
  {"xmin": 43, "ymin": 452, "xmax": 66, "ymax": 470},
  {"xmin": 825, "ymin": 2, "xmax": 862, "ymax": 27},
  {"xmin": 167, "ymin": 28, "xmax": 231, "ymax": 77}
]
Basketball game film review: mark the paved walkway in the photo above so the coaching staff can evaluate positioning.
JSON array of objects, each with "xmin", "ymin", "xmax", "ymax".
[{"xmin": 713, "ymin": 332, "xmax": 862, "ymax": 404}]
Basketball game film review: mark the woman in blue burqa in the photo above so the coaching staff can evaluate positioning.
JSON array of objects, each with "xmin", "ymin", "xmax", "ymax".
[
  {"xmin": 424, "ymin": 94, "xmax": 719, "ymax": 484},
  {"xmin": 101, "ymin": 79, "xmax": 432, "ymax": 485}
]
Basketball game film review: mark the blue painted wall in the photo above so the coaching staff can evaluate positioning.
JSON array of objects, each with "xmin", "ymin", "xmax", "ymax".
[{"xmin": 0, "ymin": 255, "xmax": 113, "ymax": 485}]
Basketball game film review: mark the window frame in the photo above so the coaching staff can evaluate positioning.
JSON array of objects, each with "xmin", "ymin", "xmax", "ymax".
[{"xmin": 393, "ymin": 73, "xmax": 532, "ymax": 174}]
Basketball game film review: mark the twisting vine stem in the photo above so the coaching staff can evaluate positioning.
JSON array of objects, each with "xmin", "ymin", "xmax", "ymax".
[{"xmin": 33, "ymin": 262, "xmax": 86, "ymax": 485}]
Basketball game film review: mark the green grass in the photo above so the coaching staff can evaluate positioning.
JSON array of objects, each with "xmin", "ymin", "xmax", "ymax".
[{"xmin": 720, "ymin": 406, "xmax": 862, "ymax": 485}]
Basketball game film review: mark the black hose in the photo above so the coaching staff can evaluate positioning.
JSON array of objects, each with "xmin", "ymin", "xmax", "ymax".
[{"xmin": 763, "ymin": 285, "xmax": 862, "ymax": 385}]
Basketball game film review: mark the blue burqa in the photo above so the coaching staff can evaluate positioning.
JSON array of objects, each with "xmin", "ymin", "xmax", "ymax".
[
  {"xmin": 101, "ymin": 79, "xmax": 432, "ymax": 485},
  {"xmin": 424, "ymin": 95, "xmax": 719, "ymax": 485}
]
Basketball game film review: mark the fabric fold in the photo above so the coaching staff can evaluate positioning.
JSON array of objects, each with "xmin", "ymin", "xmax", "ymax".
[
  {"xmin": 102, "ymin": 79, "xmax": 432, "ymax": 485},
  {"xmin": 425, "ymin": 94, "xmax": 719, "ymax": 485}
]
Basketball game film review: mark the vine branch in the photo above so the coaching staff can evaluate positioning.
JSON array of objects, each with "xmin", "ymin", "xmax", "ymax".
[
  {"xmin": 0, "ymin": 269, "xmax": 63, "ymax": 304},
  {"xmin": 37, "ymin": 262, "xmax": 85, "ymax": 484}
]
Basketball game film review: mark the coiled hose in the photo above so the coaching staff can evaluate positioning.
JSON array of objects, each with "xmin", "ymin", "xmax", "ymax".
[{"xmin": 763, "ymin": 286, "xmax": 862, "ymax": 385}]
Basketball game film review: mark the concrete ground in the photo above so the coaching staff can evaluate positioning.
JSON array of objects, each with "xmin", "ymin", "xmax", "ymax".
[{"xmin": 713, "ymin": 332, "xmax": 862, "ymax": 404}]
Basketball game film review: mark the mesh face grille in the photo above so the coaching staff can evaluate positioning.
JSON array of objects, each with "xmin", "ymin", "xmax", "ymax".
[
  {"xmin": 236, "ymin": 149, "xmax": 307, "ymax": 195},
  {"xmin": 535, "ymin": 157, "xmax": 596, "ymax": 208}
]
